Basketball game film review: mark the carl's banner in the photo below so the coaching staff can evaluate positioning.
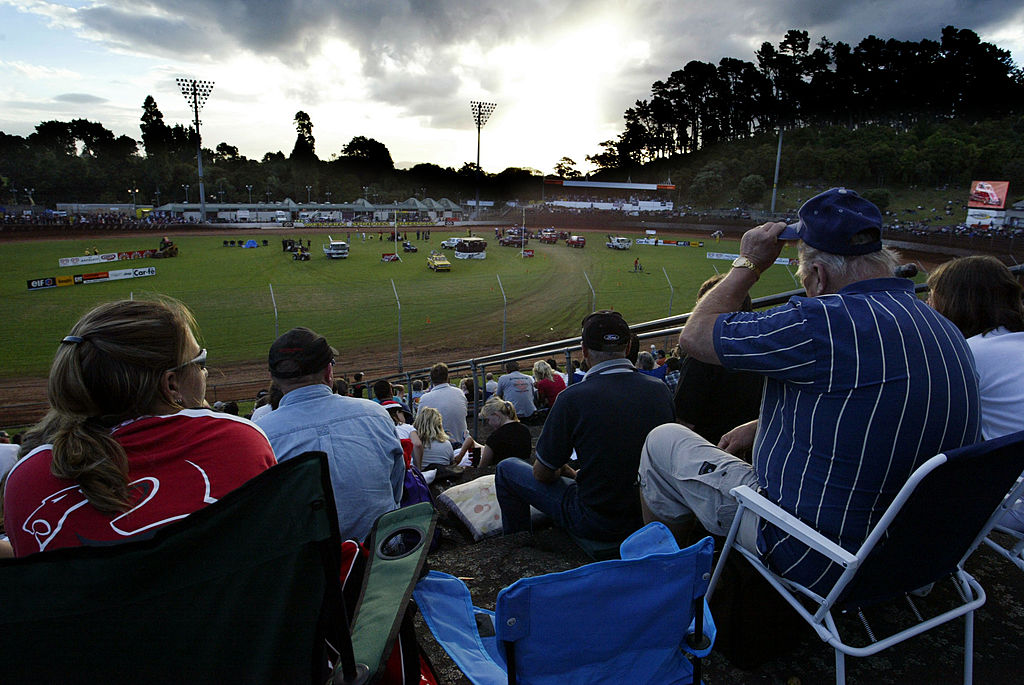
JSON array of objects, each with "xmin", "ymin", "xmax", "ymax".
[{"xmin": 28, "ymin": 266, "xmax": 156, "ymax": 291}]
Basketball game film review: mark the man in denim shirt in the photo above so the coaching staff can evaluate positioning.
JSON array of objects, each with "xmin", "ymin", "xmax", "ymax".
[{"xmin": 256, "ymin": 327, "xmax": 405, "ymax": 542}]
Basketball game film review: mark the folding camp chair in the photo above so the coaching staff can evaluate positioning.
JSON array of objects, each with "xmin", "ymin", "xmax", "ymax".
[
  {"xmin": 983, "ymin": 524, "xmax": 1024, "ymax": 572},
  {"xmin": 413, "ymin": 523, "xmax": 716, "ymax": 685},
  {"xmin": 0, "ymin": 452, "xmax": 436, "ymax": 685},
  {"xmin": 707, "ymin": 429, "xmax": 1024, "ymax": 685},
  {"xmin": 982, "ymin": 485, "xmax": 1024, "ymax": 573}
]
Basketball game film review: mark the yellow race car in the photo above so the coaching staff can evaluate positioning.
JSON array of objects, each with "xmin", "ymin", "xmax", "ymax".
[{"xmin": 427, "ymin": 250, "xmax": 451, "ymax": 271}]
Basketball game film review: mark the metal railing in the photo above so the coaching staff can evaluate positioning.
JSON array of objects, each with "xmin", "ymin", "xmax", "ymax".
[{"xmin": 389, "ymin": 263, "xmax": 1024, "ymax": 440}]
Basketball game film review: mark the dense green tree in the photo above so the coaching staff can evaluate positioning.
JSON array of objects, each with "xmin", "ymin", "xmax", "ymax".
[
  {"xmin": 554, "ymin": 157, "xmax": 581, "ymax": 178},
  {"xmin": 861, "ymin": 188, "xmax": 892, "ymax": 211},
  {"xmin": 690, "ymin": 169, "xmax": 724, "ymax": 207},
  {"xmin": 339, "ymin": 136, "xmax": 394, "ymax": 172},
  {"xmin": 140, "ymin": 96, "xmax": 173, "ymax": 158},
  {"xmin": 290, "ymin": 111, "xmax": 317, "ymax": 163},
  {"xmin": 738, "ymin": 174, "xmax": 767, "ymax": 205}
]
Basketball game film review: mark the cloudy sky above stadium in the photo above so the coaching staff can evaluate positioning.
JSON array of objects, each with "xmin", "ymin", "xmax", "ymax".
[{"xmin": 1, "ymin": 0, "xmax": 1022, "ymax": 176}]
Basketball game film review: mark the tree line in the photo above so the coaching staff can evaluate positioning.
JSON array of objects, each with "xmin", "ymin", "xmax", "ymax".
[
  {"xmin": 0, "ymin": 97, "xmax": 542, "ymax": 208},
  {"xmin": 1, "ymin": 25, "xmax": 1022, "ymax": 210},
  {"xmin": 587, "ymin": 25, "xmax": 1024, "ymax": 171}
]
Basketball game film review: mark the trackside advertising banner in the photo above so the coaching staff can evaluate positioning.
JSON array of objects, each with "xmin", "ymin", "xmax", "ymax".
[
  {"xmin": 58, "ymin": 249, "xmax": 157, "ymax": 268},
  {"xmin": 28, "ymin": 266, "xmax": 156, "ymax": 291},
  {"xmin": 635, "ymin": 238, "xmax": 706, "ymax": 247},
  {"xmin": 707, "ymin": 252, "xmax": 796, "ymax": 266}
]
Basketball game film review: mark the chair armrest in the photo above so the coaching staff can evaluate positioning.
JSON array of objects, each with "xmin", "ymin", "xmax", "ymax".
[{"xmin": 729, "ymin": 485, "xmax": 857, "ymax": 567}]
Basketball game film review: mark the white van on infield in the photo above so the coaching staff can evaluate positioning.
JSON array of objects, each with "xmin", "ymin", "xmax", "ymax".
[{"xmin": 323, "ymin": 236, "xmax": 350, "ymax": 259}]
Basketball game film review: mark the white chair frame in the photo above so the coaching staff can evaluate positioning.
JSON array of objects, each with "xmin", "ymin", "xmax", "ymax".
[{"xmin": 707, "ymin": 449, "xmax": 1024, "ymax": 685}]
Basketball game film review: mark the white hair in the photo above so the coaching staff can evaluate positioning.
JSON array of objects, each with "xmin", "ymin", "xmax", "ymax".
[{"xmin": 796, "ymin": 242, "xmax": 899, "ymax": 285}]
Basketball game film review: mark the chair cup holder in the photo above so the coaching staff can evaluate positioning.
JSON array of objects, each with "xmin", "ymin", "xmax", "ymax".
[{"xmin": 376, "ymin": 527, "xmax": 425, "ymax": 560}]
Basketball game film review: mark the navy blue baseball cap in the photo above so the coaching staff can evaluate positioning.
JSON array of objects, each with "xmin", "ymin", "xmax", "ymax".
[{"xmin": 778, "ymin": 188, "xmax": 882, "ymax": 255}]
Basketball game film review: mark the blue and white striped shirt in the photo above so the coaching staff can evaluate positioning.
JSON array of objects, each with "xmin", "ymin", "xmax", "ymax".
[{"xmin": 714, "ymin": 278, "xmax": 980, "ymax": 592}]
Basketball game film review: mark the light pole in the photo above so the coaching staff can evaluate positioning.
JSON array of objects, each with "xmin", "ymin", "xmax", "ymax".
[
  {"xmin": 245, "ymin": 184, "xmax": 253, "ymax": 204},
  {"xmin": 176, "ymin": 77, "xmax": 214, "ymax": 223},
  {"xmin": 265, "ymin": 188, "xmax": 271, "ymax": 203},
  {"xmin": 182, "ymin": 184, "xmax": 190, "ymax": 203},
  {"xmin": 129, "ymin": 185, "xmax": 139, "ymax": 210},
  {"xmin": 325, "ymin": 189, "xmax": 332, "ymax": 204},
  {"xmin": 154, "ymin": 188, "xmax": 161, "ymax": 206},
  {"xmin": 469, "ymin": 100, "xmax": 496, "ymax": 219},
  {"xmin": 306, "ymin": 185, "xmax": 312, "ymax": 203}
]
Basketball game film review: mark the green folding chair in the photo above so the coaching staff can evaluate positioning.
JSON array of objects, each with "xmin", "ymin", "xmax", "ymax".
[{"xmin": 0, "ymin": 452, "xmax": 436, "ymax": 685}]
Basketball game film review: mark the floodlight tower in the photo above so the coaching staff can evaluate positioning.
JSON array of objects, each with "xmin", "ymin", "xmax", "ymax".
[
  {"xmin": 176, "ymin": 77, "xmax": 215, "ymax": 223},
  {"xmin": 469, "ymin": 100, "xmax": 496, "ymax": 219}
]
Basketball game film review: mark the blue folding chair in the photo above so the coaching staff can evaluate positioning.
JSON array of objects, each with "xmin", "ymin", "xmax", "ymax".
[
  {"xmin": 413, "ymin": 523, "xmax": 715, "ymax": 685},
  {"xmin": 707, "ymin": 429, "xmax": 1024, "ymax": 685}
]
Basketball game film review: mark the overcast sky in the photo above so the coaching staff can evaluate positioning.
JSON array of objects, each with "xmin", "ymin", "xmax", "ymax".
[{"xmin": 1, "ymin": 1, "xmax": 1022, "ymax": 176}]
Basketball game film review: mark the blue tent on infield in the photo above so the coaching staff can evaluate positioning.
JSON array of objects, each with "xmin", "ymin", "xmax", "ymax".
[{"xmin": 243, "ymin": 239, "xmax": 258, "ymax": 248}]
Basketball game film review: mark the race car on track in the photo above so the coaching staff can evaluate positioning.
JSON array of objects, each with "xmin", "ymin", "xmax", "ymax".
[{"xmin": 427, "ymin": 250, "xmax": 451, "ymax": 271}]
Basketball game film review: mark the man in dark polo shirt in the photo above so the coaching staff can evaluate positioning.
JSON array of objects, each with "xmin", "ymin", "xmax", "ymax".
[
  {"xmin": 495, "ymin": 310, "xmax": 674, "ymax": 542},
  {"xmin": 640, "ymin": 188, "xmax": 980, "ymax": 593}
]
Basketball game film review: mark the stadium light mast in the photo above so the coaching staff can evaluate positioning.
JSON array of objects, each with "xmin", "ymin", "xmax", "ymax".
[
  {"xmin": 176, "ymin": 77, "xmax": 215, "ymax": 223},
  {"xmin": 469, "ymin": 100, "xmax": 496, "ymax": 219}
]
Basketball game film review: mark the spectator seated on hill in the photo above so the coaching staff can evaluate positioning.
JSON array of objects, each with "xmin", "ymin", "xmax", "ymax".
[
  {"xmin": 254, "ymin": 327, "xmax": 404, "ymax": 542},
  {"xmin": 410, "ymin": 380, "xmax": 425, "ymax": 414},
  {"xmin": 418, "ymin": 363, "xmax": 467, "ymax": 446},
  {"xmin": 495, "ymin": 311, "xmax": 674, "ymax": 543},
  {"xmin": 250, "ymin": 382, "xmax": 282, "ymax": 422},
  {"xmin": 636, "ymin": 351, "xmax": 667, "ymax": 381},
  {"xmin": 532, "ymin": 360, "xmax": 566, "ymax": 409},
  {"xmin": 674, "ymin": 274, "xmax": 764, "ymax": 450},
  {"xmin": 545, "ymin": 358, "xmax": 570, "ymax": 386},
  {"xmin": 496, "ymin": 360, "xmax": 537, "ymax": 421},
  {"xmin": 662, "ymin": 356, "xmax": 682, "ymax": 394},
  {"xmin": 381, "ymin": 400, "xmax": 420, "ymax": 468},
  {"xmin": 456, "ymin": 396, "xmax": 533, "ymax": 468},
  {"xmin": 351, "ymin": 372, "xmax": 367, "ymax": 399},
  {"xmin": 927, "ymin": 255, "xmax": 1024, "ymax": 531},
  {"xmin": 460, "ymin": 377, "xmax": 485, "ymax": 421},
  {"xmin": 639, "ymin": 188, "xmax": 980, "ymax": 595},
  {"xmin": 2, "ymin": 299, "xmax": 276, "ymax": 557},
  {"xmin": 412, "ymin": 408, "xmax": 454, "ymax": 471}
]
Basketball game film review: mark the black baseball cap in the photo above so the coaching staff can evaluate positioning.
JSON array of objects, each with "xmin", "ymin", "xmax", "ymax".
[
  {"xmin": 581, "ymin": 310, "xmax": 630, "ymax": 351},
  {"xmin": 268, "ymin": 327, "xmax": 338, "ymax": 379}
]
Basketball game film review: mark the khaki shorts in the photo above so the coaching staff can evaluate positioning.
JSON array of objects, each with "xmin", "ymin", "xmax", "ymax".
[{"xmin": 639, "ymin": 423, "xmax": 760, "ymax": 544}]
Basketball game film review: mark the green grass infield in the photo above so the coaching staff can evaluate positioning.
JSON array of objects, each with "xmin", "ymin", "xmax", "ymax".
[{"xmin": 1, "ymin": 230, "xmax": 802, "ymax": 378}]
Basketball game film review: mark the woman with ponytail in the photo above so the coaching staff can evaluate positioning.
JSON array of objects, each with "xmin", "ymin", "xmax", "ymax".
[
  {"xmin": 2, "ymin": 299, "xmax": 276, "ymax": 556},
  {"xmin": 454, "ymin": 396, "xmax": 533, "ymax": 468}
]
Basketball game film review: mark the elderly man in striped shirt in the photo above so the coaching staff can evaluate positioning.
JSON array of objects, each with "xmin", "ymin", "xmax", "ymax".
[{"xmin": 639, "ymin": 188, "xmax": 980, "ymax": 593}]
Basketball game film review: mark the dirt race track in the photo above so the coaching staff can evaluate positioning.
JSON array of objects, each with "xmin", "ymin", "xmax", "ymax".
[{"xmin": 0, "ymin": 222, "xmax": 959, "ymax": 429}]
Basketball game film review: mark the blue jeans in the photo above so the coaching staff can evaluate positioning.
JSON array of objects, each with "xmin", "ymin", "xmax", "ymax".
[{"xmin": 495, "ymin": 459, "xmax": 631, "ymax": 541}]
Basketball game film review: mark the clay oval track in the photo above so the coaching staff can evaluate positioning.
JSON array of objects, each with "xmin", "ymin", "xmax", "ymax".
[{"xmin": 0, "ymin": 222, "xmax": 959, "ymax": 428}]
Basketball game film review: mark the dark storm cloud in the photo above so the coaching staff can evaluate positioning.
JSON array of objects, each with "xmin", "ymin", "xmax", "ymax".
[
  {"xmin": 54, "ymin": 93, "xmax": 108, "ymax": 104},
  {"xmin": 74, "ymin": 1, "xmax": 1024, "ymax": 128}
]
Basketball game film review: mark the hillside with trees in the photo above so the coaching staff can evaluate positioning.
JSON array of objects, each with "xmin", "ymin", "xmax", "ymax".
[{"xmin": 1, "ymin": 26, "xmax": 1021, "ymax": 210}]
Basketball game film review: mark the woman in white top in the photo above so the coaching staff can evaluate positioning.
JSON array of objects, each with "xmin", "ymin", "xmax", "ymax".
[
  {"xmin": 928, "ymin": 255, "xmax": 1024, "ymax": 530},
  {"xmin": 412, "ymin": 407, "xmax": 453, "ymax": 471}
]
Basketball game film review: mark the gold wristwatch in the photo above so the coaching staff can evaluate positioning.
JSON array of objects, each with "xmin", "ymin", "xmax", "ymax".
[{"xmin": 731, "ymin": 256, "xmax": 761, "ymax": 277}]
